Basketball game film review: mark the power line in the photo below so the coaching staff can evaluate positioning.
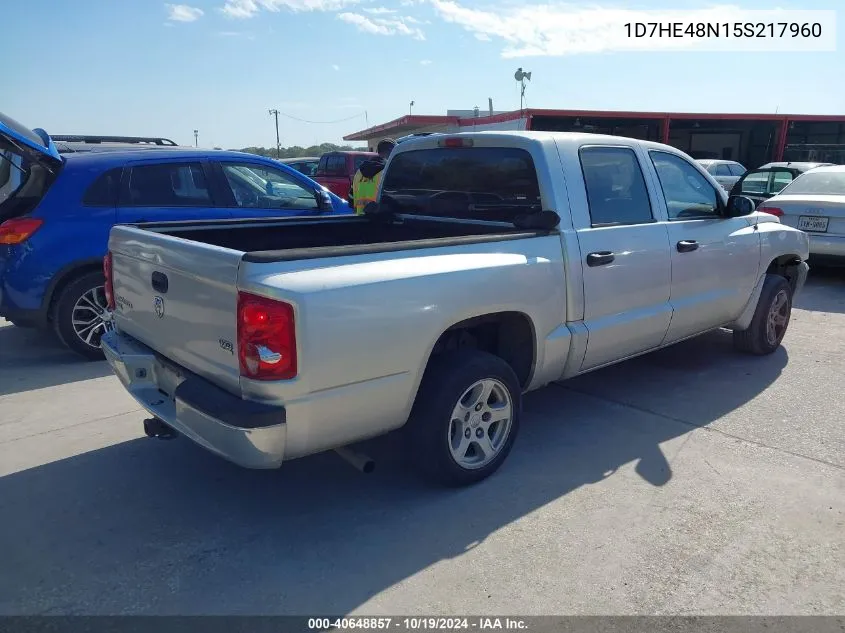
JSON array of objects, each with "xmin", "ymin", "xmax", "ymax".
[{"xmin": 279, "ymin": 111, "xmax": 367, "ymax": 125}]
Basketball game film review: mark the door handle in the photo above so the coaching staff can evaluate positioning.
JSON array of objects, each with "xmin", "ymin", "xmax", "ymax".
[
  {"xmin": 676, "ymin": 240, "xmax": 699, "ymax": 253},
  {"xmin": 586, "ymin": 251, "xmax": 615, "ymax": 267},
  {"xmin": 151, "ymin": 271, "xmax": 169, "ymax": 294}
]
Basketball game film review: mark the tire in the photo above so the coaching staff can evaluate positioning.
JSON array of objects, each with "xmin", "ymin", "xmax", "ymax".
[
  {"xmin": 407, "ymin": 349, "xmax": 522, "ymax": 487},
  {"xmin": 52, "ymin": 270, "xmax": 112, "ymax": 361},
  {"xmin": 733, "ymin": 274, "xmax": 793, "ymax": 355}
]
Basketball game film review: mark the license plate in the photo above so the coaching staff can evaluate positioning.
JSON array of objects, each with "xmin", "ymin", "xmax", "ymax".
[{"xmin": 797, "ymin": 215, "xmax": 829, "ymax": 232}]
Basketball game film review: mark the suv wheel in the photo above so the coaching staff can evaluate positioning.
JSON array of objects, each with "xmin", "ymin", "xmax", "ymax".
[{"xmin": 53, "ymin": 271, "xmax": 113, "ymax": 361}]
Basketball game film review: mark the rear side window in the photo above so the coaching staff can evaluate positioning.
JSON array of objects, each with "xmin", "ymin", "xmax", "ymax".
[
  {"xmin": 729, "ymin": 163, "xmax": 746, "ymax": 176},
  {"xmin": 326, "ymin": 155, "xmax": 346, "ymax": 176},
  {"xmin": 381, "ymin": 147, "xmax": 541, "ymax": 222},
  {"xmin": 353, "ymin": 156, "xmax": 369, "ymax": 173},
  {"xmin": 125, "ymin": 162, "xmax": 211, "ymax": 207},
  {"xmin": 82, "ymin": 168, "xmax": 122, "ymax": 206},
  {"xmin": 740, "ymin": 171, "xmax": 772, "ymax": 195},
  {"xmin": 713, "ymin": 164, "xmax": 731, "ymax": 176},
  {"xmin": 579, "ymin": 146, "xmax": 653, "ymax": 226}
]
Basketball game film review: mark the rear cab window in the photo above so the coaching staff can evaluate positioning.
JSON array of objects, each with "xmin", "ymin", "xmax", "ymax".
[
  {"xmin": 579, "ymin": 146, "xmax": 653, "ymax": 226},
  {"xmin": 381, "ymin": 146, "xmax": 542, "ymax": 223}
]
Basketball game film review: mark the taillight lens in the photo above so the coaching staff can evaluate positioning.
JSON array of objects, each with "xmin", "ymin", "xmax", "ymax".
[
  {"xmin": 237, "ymin": 291, "xmax": 297, "ymax": 381},
  {"xmin": 103, "ymin": 252, "xmax": 115, "ymax": 310},
  {"xmin": 759, "ymin": 206, "xmax": 784, "ymax": 217},
  {"xmin": 0, "ymin": 217, "xmax": 43, "ymax": 245}
]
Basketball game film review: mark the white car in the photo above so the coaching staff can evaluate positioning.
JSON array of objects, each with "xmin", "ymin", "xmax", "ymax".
[
  {"xmin": 758, "ymin": 165, "xmax": 845, "ymax": 260},
  {"xmin": 697, "ymin": 159, "xmax": 747, "ymax": 191}
]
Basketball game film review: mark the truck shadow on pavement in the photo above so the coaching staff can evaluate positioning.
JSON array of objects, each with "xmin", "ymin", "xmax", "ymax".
[
  {"xmin": 0, "ymin": 330, "xmax": 788, "ymax": 615},
  {"xmin": 0, "ymin": 322, "xmax": 113, "ymax": 397}
]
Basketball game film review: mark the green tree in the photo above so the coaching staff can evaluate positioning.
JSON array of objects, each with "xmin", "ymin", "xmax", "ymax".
[{"xmin": 233, "ymin": 143, "xmax": 367, "ymax": 159}]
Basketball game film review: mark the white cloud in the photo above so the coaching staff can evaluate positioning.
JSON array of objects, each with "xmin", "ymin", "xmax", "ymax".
[
  {"xmin": 166, "ymin": 3, "xmax": 204, "ymax": 22},
  {"xmin": 221, "ymin": 0, "xmax": 358, "ymax": 18},
  {"xmin": 363, "ymin": 6, "xmax": 396, "ymax": 14},
  {"xmin": 420, "ymin": 59, "xmax": 432, "ymax": 65},
  {"xmin": 337, "ymin": 12, "xmax": 425, "ymax": 39},
  {"xmin": 430, "ymin": 1, "xmax": 800, "ymax": 56}
]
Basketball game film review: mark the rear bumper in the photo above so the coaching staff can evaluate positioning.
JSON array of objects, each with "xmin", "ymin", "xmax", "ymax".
[
  {"xmin": 808, "ymin": 234, "xmax": 845, "ymax": 258},
  {"xmin": 101, "ymin": 329, "xmax": 287, "ymax": 469}
]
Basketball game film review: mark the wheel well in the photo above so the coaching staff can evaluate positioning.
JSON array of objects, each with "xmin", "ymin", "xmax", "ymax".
[
  {"xmin": 46, "ymin": 263, "xmax": 104, "ymax": 321},
  {"xmin": 428, "ymin": 312, "xmax": 536, "ymax": 389},
  {"xmin": 766, "ymin": 255, "xmax": 802, "ymax": 293}
]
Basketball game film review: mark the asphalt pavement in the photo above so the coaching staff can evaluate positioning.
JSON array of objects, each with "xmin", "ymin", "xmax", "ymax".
[{"xmin": 0, "ymin": 270, "xmax": 843, "ymax": 616}]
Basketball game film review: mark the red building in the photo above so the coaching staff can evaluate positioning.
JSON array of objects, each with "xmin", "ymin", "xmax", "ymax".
[{"xmin": 345, "ymin": 109, "xmax": 845, "ymax": 168}]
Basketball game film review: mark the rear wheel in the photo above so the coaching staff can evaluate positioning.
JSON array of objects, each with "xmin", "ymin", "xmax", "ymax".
[
  {"xmin": 407, "ymin": 350, "xmax": 521, "ymax": 487},
  {"xmin": 733, "ymin": 274, "xmax": 792, "ymax": 355},
  {"xmin": 52, "ymin": 271, "xmax": 113, "ymax": 361}
]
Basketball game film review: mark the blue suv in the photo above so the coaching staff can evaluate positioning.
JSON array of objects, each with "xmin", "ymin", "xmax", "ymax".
[{"xmin": 0, "ymin": 112, "xmax": 352, "ymax": 360}]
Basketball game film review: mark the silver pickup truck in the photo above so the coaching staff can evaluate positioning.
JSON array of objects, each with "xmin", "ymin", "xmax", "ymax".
[{"xmin": 101, "ymin": 131, "xmax": 810, "ymax": 486}]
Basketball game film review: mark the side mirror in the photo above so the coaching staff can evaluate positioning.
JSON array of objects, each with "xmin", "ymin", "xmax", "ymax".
[
  {"xmin": 315, "ymin": 188, "xmax": 333, "ymax": 212},
  {"xmin": 725, "ymin": 195, "xmax": 755, "ymax": 217}
]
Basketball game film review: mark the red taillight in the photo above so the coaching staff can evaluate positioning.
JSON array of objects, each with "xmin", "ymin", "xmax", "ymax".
[
  {"xmin": 759, "ymin": 206, "xmax": 784, "ymax": 217},
  {"xmin": 0, "ymin": 217, "xmax": 43, "ymax": 245},
  {"xmin": 438, "ymin": 137, "xmax": 474, "ymax": 148},
  {"xmin": 237, "ymin": 291, "xmax": 297, "ymax": 381},
  {"xmin": 103, "ymin": 252, "xmax": 115, "ymax": 310}
]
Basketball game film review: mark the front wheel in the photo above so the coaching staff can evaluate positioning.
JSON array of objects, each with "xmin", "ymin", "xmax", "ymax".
[
  {"xmin": 52, "ymin": 271, "xmax": 113, "ymax": 361},
  {"xmin": 407, "ymin": 350, "xmax": 522, "ymax": 487},
  {"xmin": 733, "ymin": 274, "xmax": 793, "ymax": 355}
]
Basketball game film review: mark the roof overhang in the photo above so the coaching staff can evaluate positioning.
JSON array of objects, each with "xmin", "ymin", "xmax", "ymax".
[{"xmin": 344, "ymin": 115, "xmax": 460, "ymax": 141}]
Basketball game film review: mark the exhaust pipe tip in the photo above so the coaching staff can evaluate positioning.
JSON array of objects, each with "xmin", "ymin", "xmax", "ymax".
[{"xmin": 335, "ymin": 446, "xmax": 375, "ymax": 474}]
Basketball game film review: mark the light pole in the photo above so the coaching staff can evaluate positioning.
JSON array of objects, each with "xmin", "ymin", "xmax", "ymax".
[
  {"xmin": 409, "ymin": 100, "xmax": 415, "ymax": 115},
  {"xmin": 268, "ymin": 109, "xmax": 281, "ymax": 158},
  {"xmin": 193, "ymin": 129, "xmax": 198, "ymax": 147}
]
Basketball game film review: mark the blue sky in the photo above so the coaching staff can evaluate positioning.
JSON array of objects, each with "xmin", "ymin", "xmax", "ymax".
[{"xmin": 4, "ymin": 0, "xmax": 843, "ymax": 149}]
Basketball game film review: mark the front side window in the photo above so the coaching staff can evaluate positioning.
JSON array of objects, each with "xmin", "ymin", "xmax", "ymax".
[
  {"xmin": 778, "ymin": 170, "xmax": 845, "ymax": 196},
  {"xmin": 713, "ymin": 163, "xmax": 731, "ymax": 176},
  {"xmin": 221, "ymin": 163, "xmax": 318, "ymax": 210},
  {"xmin": 126, "ymin": 162, "xmax": 210, "ymax": 207},
  {"xmin": 771, "ymin": 171, "xmax": 795, "ymax": 193},
  {"xmin": 381, "ymin": 147, "xmax": 541, "ymax": 222},
  {"xmin": 650, "ymin": 151, "xmax": 719, "ymax": 219},
  {"xmin": 579, "ymin": 146, "xmax": 653, "ymax": 226}
]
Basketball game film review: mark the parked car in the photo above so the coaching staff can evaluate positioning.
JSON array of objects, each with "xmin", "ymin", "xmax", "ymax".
[
  {"xmin": 313, "ymin": 150, "xmax": 378, "ymax": 200},
  {"xmin": 757, "ymin": 165, "xmax": 845, "ymax": 261},
  {"xmin": 100, "ymin": 131, "xmax": 809, "ymax": 486},
  {"xmin": 396, "ymin": 132, "xmax": 440, "ymax": 145},
  {"xmin": 729, "ymin": 162, "xmax": 834, "ymax": 208},
  {"xmin": 279, "ymin": 157, "xmax": 319, "ymax": 177},
  {"xmin": 0, "ymin": 111, "xmax": 351, "ymax": 360},
  {"xmin": 696, "ymin": 159, "xmax": 747, "ymax": 191}
]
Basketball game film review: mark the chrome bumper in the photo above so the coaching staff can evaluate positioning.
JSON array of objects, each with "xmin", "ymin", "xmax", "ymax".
[{"xmin": 101, "ymin": 329, "xmax": 287, "ymax": 469}]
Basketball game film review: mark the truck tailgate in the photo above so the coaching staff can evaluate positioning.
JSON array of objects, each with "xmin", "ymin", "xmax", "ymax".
[{"xmin": 108, "ymin": 225, "xmax": 243, "ymax": 395}]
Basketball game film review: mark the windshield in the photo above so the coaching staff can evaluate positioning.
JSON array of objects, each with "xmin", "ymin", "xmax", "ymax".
[
  {"xmin": 381, "ymin": 147, "xmax": 542, "ymax": 222},
  {"xmin": 779, "ymin": 171, "xmax": 845, "ymax": 196}
]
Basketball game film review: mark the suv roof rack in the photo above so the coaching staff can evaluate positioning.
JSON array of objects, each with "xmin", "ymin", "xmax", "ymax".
[{"xmin": 51, "ymin": 135, "xmax": 178, "ymax": 146}]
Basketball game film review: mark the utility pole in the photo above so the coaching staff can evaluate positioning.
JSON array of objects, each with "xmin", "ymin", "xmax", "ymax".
[
  {"xmin": 193, "ymin": 129, "xmax": 198, "ymax": 147},
  {"xmin": 268, "ymin": 109, "xmax": 281, "ymax": 158},
  {"xmin": 409, "ymin": 100, "xmax": 415, "ymax": 115}
]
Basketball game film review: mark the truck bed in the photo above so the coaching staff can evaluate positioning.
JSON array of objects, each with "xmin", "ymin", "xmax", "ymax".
[{"xmin": 138, "ymin": 215, "xmax": 550, "ymax": 262}]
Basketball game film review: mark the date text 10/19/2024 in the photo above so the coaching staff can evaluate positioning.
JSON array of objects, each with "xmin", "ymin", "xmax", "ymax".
[{"xmin": 308, "ymin": 618, "xmax": 529, "ymax": 631}]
